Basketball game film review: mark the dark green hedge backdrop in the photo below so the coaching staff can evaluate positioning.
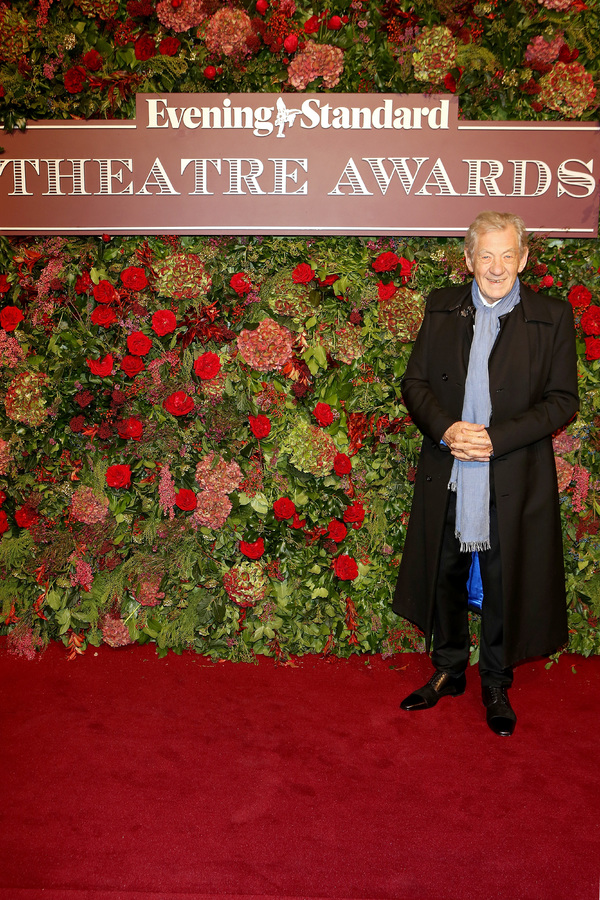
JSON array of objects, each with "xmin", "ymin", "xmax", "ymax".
[{"xmin": 0, "ymin": 0, "xmax": 598, "ymax": 662}]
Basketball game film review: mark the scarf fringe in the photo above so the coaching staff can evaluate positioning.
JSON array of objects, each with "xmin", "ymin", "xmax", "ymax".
[{"xmin": 456, "ymin": 536, "xmax": 491, "ymax": 553}]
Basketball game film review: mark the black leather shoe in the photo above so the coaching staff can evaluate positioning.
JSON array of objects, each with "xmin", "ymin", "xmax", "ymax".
[
  {"xmin": 400, "ymin": 670, "xmax": 466, "ymax": 711},
  {"xmin": 482, "ymin": 686, "xmax": 516, "ymax": 736}
]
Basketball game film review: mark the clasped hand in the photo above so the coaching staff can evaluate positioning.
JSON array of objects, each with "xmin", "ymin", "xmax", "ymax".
[{"xmin": 442, "ymin": 421, "xmax": 493, "ymax": 462}]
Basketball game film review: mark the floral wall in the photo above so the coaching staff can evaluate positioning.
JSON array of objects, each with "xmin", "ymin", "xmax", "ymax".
[{"xmin": 0, "ymin": 0, "xmax": 598, "ymax": 662}]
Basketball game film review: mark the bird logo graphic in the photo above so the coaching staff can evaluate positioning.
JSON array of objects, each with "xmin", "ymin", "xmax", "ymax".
[{"xmin": 275, "ymin": 97, "xmax": 303, "ymax": 138}]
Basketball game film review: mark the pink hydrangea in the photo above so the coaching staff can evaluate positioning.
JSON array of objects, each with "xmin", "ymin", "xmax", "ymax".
[
  {"xmin": 69, "ymin": 555, "xmax": 93, "ymax": 592},
  {"xmin": 195, "ymin": 452, "xmax": 242, "ymax": 494},
  {"xmin": 0, "ymin": 438, "xmax": 12, "ymax": 475},
  {"xmin": 204, "ymin": 7, "xmax": 257, "ymax": 60},
  {"xmin": 281, "ymin": 420, "xmax": 338, "ymax": 476},
  {"xmin": 156, "ymin": 0, "xmax": 207, "ymax": 32},
  {"xmin": 70, "ymin": 485, "xmax": 109, "ymax": 525},
  {"xmin": 537, "ymin": 0, "xmax": 572, "ymax": 9},
  {"xmin": 100, "ymin": 614, "xmax": 133, "ymax": 648},
  {"xmin": 5, "ymin": 372, "xmax": 49, "ymax": 426},
  {"xmin": 539, "ymin": 61, "xmax": 596, "ymax": 118},
  {"xmin": 552, "ymin": 431, "xmax": 581, "ymax": 455},
  {"xmin": 223, "ymin": 562, "xmax": 268, "ymax": 607},
  {"xmin": 193, "ymin": 490, "xmax": 232, "ymax": 529},
  {"xmin": 412, "ymin": 26, "xmax": 457, "ymax": 83},
  {"xmin": 555, "ymin": 456, "xmax": 574, "ymax": 492},
  {"xmin": 287, "ymin": 41, "xmax": 345, "ymax": 90},
  {"xmin": 0, "ymin": 331, "xmax": 25, "ymax": 368},
  {"xmin": 133, "ymin": 572, "xmax": 165, "ymax": 607},
  {"xmin": 524, "ymin": 33, "xmax": 564, "ymax": 66},
  {"xmin": 237, "ymin": 318, "xmax": 294, "ymax": 371}
]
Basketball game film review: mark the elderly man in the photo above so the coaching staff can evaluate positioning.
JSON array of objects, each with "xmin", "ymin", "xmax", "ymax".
[{"xmin": 393, "ymin": 210, "xmax": 579, "ymax": 736}]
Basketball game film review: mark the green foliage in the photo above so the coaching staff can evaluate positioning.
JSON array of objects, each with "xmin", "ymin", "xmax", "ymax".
[{"xmin": 0, "ymin": 0, "xmax": 598, "ymax": 660}]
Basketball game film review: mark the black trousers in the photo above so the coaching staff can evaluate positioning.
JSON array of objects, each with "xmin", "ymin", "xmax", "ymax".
[{"xmin": 431, "ymin": 489, "xmax": 513, "ymax": 688}]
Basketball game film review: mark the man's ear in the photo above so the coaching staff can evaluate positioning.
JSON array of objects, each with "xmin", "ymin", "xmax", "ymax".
[
  {"xmin": 464, "ymin": 251, "xmax": 474, "ymax": 273},
  {"xmin": 518, "ymin": 249, "xmax": 529, "ymax": 273}
]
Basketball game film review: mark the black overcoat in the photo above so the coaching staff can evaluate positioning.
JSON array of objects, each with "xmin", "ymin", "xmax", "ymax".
[{"xmin": 393, "ymin": 282, "xmax": 579, "ymax": 667}]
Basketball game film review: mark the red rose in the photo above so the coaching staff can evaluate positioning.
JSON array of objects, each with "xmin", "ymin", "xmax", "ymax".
[
  {"xmin": 399, "ymin": 257, "xmax": 416, "ymax": 282},
  {"xmin": 284, "ymin": 34, "xmax": 298, "ymax": 53},
  {"xmin": 248, "ymin": 414, "xmax": 271, "ymax": 438},
  {"xmin": 106, "ymin": 464, "xmax": 132, "ymax": 489},
  {"xmin": 444, "ymin": 73, "xmax": 457, "ymax": 93},
  {"xmin": 333, "ymin": 554, "xmax": 358, "ymax": 580},
  {"xmin": 163, "ymin": 391, "xmax": 194, "ymax": 416},
  {"xmin": 86, "ymin": 354, "xmax": 114, "ymax": 377},
  {"xmin": 194, "ymin": 351, "xmax": 221, "ymax": 380},
  {"xmin": 313, "ymin": 402, "xmax": 334, "ymax": 427},
  {"xmin": 69, "ymin": 415, "xmax": 86, "ymax": 433},
  {"xmin": 117, "ymin": 417, "xmax": 143, "ymax": 441},
  {"xmin": 64, "ymin": 65, "xmax": 87, "ymax": 93},
  {"xmin": 0, "ymin": 490, "xmax": 6, "ymax": 504},
  {"xmin": 240, "ymin": 537, "xmax": 265, "ymax": 559},
  {"xmin": 159, "ymin": 37, "xmax": 181, "ymax": 56},
  {"xmin": 121, "ymin": 266, "xmax": 148, "ymax": 291},
  {"xmin": 378, "ymin": 281, "xmax": 397, "ymax": 301},
  {"xmin": 204, "ymin": 65, "xmax": 217, "ymax": 80},
  {"xmin": 15, "ymin": 506, "xmax": 40, "ymax": 529},
  {"xmin": 343, "ymin": 502, "xmax": 365, "ymax": 529},
  {"xmin": 0, "ymin": 306, "xmax": 24, "ymax": 331},
  {"xmin": 256, "ymin": 0, "xmax": 269, "ymax": 13},
  {"xmin": 91, "ymin": 305, "xmax": 116, "ymax": 327},
  {"xmin": 304, "ymin": 15, "xmax": 319, "ymax": 33},
  {"xmin": 585, "ymin": 337, "xmax": 600, "ymax": 361},
  {"xmin": 316, "ymin": 273, "xmax": 339, "ymax": 287},
  {"xmin": 230, "ymin": 272, "xmax": 253, "ymax": 295},
  {"xmin": 0, "ymin": 274, "xmax": 11, "ymax": 293},
  {"xmin": 0, "ymin": 510, "xmax": 8, "ymax": 534},
  {"xmin": 152, "ymin": 309, "xmax": 177, "ymax": 336},
  {"xmin": 126, "ymin": 331, "xmax": 152, "ymax": 356},
  {"xmin": 373, "ymin": 251, "xmax": 400, "ymax": 272},
  {"xmin": 568, "ymin": 285, "xmax": 592, "ymax": 309},
  {"xmin": 580, "ymin": 305, "xmax": 600, "ymax": 336},
  {"xmin": 273, "ymin": 497, "xmax": 296, "ymax": 520},
  {"xmin": 328, "ymin": 15, "xmax": 342, "ymax": 29},
  {"xmin": 93, "ymin": 280, "xmax": 119, "ymax": 305},
  {"xmin": 333, "ymin": 452, "xmax": 352, "ymax": 475},
  {"xmin": 328, "ymin": 519, "xmax": 348, "ymax": 543},
  {"xmin": 292, "ymin": 262, "xmax": 315, "ymax": 283},
  {"xmin": 120, "ymin": 355, "xmax": 145, "ymax": 377},
  {"xmin": 135, "ymin": 34, "xmax": 156, "ymax": 61},
  {"xmin": 83, "ymin": 49, "xmax": 103, "ymax": 71},
  {"xmin": 290, "ymin": 512, "xmax": 306, "ymax": 529},
  {"xmin": 175, "ymin": 488, "xmax": 197, "ymax": 511}
]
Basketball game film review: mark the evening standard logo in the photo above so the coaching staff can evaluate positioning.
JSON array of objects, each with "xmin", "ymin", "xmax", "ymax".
[{"xmin": 145, "ymin": 96, "xmax": 450, "ymax": 137}]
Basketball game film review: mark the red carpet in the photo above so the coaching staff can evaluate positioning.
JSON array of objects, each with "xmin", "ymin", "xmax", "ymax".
[{"xmin": 0, "ymin": 642, "xmax": 599, "ymax": 900}]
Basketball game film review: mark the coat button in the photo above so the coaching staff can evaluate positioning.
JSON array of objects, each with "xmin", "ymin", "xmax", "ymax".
[
  {"xmin": 426, "ymin": 476, "xmax": 432, "ymax": 482},
  {"xmin": 442, "ymin": 373, "xmax": 448, "ymax": 381}
]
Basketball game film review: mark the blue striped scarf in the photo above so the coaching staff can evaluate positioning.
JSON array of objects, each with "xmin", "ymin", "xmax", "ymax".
[{"xmin": 449, "ymin": 278, "xmax": 521, "ymax": 552}]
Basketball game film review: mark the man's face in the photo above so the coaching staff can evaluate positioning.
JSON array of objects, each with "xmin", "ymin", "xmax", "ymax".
[{"xmin": 464, "ymin": 225, "xmax": 528, "ymax": 304}]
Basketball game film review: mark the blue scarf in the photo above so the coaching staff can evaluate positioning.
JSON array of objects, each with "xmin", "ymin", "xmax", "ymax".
[{"xmin": 449, "ymin": 278, "xmax": 521, "ymax": 552}]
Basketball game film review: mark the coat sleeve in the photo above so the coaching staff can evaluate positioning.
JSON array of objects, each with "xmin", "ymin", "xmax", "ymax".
[
  {"xmin": 401, "ymin": 291, "xmax": 457, "ymax": 444},
  {"xmin": 487, "ymin": 300, "xmax": 579, "ymax": 458}
]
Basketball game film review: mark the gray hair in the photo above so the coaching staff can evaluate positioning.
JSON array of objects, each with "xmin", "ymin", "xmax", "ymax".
[{"xmin": 465, "ymin": 211, "xmax": 529, "ymax": 258}]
